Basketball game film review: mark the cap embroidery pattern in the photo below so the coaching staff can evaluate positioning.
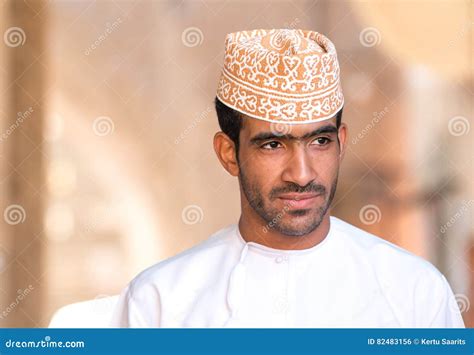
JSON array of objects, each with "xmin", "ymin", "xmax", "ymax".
[{"xmin": 216, "ymin": 29, "xmax": 344, "ymax": 124}]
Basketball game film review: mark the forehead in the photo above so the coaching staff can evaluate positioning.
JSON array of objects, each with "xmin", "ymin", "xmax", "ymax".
[{"xmin": 241, "ymin": 115, "xmax": 337, "ymax": 137}]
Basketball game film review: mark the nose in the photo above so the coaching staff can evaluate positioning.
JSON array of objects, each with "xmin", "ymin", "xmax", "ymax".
[{"xmin": 281, "ymin": 144, "xmax": 317, "ymax": 187}]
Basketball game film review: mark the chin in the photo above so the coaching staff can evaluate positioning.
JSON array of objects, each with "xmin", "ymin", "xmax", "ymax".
[
  {"xmin": 274, "ymin": 217, "xmax": 323, "ymax": 237},
  {"xmin": 286, "ymin": 207, "xmax": 328, "ymax": 233}
]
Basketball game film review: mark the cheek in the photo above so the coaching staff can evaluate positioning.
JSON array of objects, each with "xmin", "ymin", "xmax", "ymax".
[
  {"xmin": 241, "ymin": 152, "xmax": 282, "ymax": 193},
  {"xmin": 241, "ymin": 147, "xmax": 281, "ymax": 174},
  {"xmin": 253, "ymin": 165, "xmax": 281, "ymax": 194},
  {"xmin": 311, "ymin": 151, "xmax": 340, "ymax": 179}
]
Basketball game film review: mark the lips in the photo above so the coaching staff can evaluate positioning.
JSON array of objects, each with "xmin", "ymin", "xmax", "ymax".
[{"xmin": 277, "ymin": 193, "xmax": 321, "ymax": 209}]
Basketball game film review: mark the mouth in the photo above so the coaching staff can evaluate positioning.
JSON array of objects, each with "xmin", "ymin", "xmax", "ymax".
[{"xmin": 277, "ymin": 193, "xmax": 322, "ymax": 209}]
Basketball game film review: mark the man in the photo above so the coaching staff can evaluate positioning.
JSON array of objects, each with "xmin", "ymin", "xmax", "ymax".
[{"xmin": 110, "ymin": 29, "xmax": 464, "ymax": 327}]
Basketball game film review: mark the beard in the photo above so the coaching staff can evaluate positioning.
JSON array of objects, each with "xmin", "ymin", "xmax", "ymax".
[{"xmin": 239, "ymin": 166, "xmax": 338, "ymax": 237}]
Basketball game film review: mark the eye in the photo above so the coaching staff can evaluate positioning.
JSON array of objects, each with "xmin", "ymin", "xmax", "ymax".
[
  {"xmin": 261, "ymin": 141, "xmax": 282, "ymax": 150},
  {"xmin": 311, "ymin": 137, "xmax": 332, "ymax": 146}
]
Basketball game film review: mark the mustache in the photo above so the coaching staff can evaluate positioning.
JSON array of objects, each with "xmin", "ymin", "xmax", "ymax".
[{"xmin": 269, "ymin": 182, "xmax": 326, "ymax": 199}]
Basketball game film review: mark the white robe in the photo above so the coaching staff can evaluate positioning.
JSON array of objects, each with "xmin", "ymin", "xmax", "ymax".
[{"xmin": 110, "ymin": 216, "xmax": 465, "ymax": 328}]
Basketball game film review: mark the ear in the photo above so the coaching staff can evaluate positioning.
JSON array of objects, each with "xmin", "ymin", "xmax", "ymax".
[
  {"xmin": 213, "ymin": 132, "xmax": 239, "ymax": 176},
  {"xmin": 337, "ymin": 122, "xmax": 348, "ymax": 161}
]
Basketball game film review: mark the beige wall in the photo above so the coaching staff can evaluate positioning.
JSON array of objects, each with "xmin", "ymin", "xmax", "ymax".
[{"xmin": 0, "ymin": 0, "xmax": 472, "ymax": 327}]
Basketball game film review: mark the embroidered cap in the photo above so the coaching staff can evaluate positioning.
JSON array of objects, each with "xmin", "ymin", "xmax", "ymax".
[{"xmin": 216, "ymin": 29, "xmax": 344, "ymax": 124}]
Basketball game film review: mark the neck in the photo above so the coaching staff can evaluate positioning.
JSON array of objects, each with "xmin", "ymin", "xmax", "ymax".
[{"xmin": 238, "ymin": 203, "xmax": 331, "ymax": 250}]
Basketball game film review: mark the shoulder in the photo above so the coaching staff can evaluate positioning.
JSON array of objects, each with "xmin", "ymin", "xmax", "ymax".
[
  {"xmin": 330, "ymin": 215, "xmax": 444, "ymax": 280},
  {"xmin": 330, "ymin": 216, "xmax": 458, "ymax": 326},
  {"xmin": 330, "ymin": 215, "xmax": 450, "ymax": 309}
]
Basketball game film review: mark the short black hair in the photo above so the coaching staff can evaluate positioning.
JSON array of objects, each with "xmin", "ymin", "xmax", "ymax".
[{"xmin": 215, "ymin": 96, "xmax": 343, "ymax": 153}]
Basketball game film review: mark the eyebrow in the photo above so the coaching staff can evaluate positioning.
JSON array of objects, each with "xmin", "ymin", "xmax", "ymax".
[{"xmin": 249, "ymin": 125, "xmax": 338, "ymax": 145}]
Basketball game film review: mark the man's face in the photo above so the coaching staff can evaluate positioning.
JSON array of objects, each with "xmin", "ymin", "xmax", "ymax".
[{"xmin": 237, "ymin": 116, "xmax": 345, "ymax": 237}]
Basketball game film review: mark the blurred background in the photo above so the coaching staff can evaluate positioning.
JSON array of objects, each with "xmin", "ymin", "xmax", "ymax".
[{"xmin": 0, "ymin": 0, "xmax": 472, "ymax": 327}]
